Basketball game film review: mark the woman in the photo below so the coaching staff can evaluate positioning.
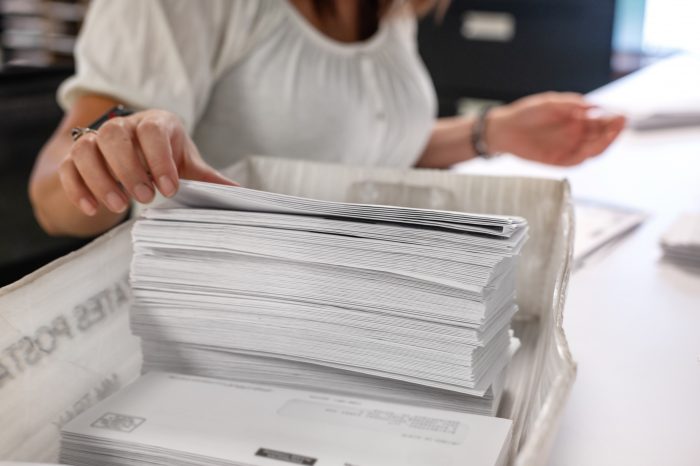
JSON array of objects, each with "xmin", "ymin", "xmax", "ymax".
[{"xmin": 29, "ymin": 0, "xmax": 625, "ymax": 237}]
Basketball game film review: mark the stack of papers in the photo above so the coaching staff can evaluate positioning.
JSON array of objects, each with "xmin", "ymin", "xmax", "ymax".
[
  {"xmin": 130, "ymin": 181, "xmax": 527, "ymax": 400},
  {"xmin": 587, "ymin": 54, "xmax": 700, "ymax": 131},
  {"xmin": 141, "ymin": 339, "xmax": 517, "ymax": 416},
  {"xmin": 661, "ymin": 213, "xmax": 700, "ymax": 265},
  {"xmin": 573, "ymin": 199, "xmax": 646, "ymax": 268},
  {"xmin": 629, "ymin": 111, "xmax": 700, "ymax": 131},
  {"xmin": 61, "ymin": 372, "xmax": 513, "ymax": 466}
]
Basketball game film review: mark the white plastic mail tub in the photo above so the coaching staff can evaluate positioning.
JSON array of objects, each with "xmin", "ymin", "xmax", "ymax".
[{"xmin": 0, "ymin": 156, "xmax": 575, "ymax": 466}]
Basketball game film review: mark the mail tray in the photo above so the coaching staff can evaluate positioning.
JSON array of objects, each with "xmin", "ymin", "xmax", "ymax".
[{"xmin": 0, "ymin": 156, "xmax": 576, "ymax": 466}]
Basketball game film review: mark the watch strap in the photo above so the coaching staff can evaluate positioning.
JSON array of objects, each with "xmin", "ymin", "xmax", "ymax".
[
  {"xmin": 88, "ymin": 105, "xmax": 134, "ymax": 130},
  {"xmin": 471, "ymin": 106, "xmax": 495, "ymax": 159}
]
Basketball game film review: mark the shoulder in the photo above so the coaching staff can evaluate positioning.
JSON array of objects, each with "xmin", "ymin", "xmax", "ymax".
[
  {"xmin": 210, "ymin": 0, "xmax": 287, "ymax": 76},
  {"xmin": 384, "ymin": 9, "xmax": 420, "ymax": 52},
  {"xmin": 390, "ymin": 10, "xmax": 419, "ymax": 37},
  {"xmin": 82, "ymin": 0, "xmax": 284, "ymax": 74},
  {"xmin": 82, "ymin": 0, "xmax": 280, "ymax": 41}
]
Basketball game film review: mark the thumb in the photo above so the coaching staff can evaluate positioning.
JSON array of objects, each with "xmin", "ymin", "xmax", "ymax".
[
  {"xmin": 182, "ymin": 159, "xmax": 239, "ymax": 187},
  {"xmin": 175, "ymin": 138, "xmax": 239, "ymax": 186},
  {"xmin": 198, "ymin": 169, "xmax": 239, "ymax": 187}
]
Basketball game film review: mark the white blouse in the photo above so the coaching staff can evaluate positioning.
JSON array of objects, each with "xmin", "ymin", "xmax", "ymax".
[{"xmin": 59, "ymin": 0, "xmax": 438, "ymax": 169}]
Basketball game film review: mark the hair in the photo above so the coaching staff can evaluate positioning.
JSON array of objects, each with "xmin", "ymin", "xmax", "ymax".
[{"xmin": 311, "ymin": 0, "xmax": 447, "ymax": 40}]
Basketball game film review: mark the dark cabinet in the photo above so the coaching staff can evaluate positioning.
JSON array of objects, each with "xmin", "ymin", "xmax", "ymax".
[
  {"xmin": 419, "ymin": 0, "xmax": 616, "ymax": 114},
  {"xmin": 0, "ymin": 66, "xmax": 91, "ymax": 287}
]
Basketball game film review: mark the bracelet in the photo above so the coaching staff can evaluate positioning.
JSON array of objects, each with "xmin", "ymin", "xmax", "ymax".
[{"xmin": 471, "ymin": 106, "xmax": 496, "ymax": 159}]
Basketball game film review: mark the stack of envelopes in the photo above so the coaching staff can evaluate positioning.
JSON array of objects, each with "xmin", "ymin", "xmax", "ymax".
[
  {"xmin": 130, "ymin": 181, "xmax": 528, "ymax": 413},
  {"xmin": 661, "ymin": 213, "xmax": 700, "ymax": 266},
  {"xmin": 60, "ymin": 372, "xmax": 513, "ymax": 466}
]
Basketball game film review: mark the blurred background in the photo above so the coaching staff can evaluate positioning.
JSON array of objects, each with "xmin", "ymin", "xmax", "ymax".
[{"xmin": 0, "ymin": 0, "xmax": 698, "ymax": 287}]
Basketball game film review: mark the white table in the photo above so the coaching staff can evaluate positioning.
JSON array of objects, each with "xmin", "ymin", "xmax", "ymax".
[{"xmin": 455, "ymin": 56, "xmax": 700, "ymax": 466}]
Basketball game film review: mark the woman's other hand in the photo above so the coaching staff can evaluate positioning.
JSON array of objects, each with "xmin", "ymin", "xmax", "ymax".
[{"xmin": 488, "ymin": 92, "xmax": 626, "ymax": 166}]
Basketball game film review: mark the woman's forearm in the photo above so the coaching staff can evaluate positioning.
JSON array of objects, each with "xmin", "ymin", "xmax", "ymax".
[
  {"xmin": 415, "ymin": 116, "xmax": 478, "ymax": 169},
  {"xmin": 416, "ymin": 107, "xmax": 510, "ymax": 169}
]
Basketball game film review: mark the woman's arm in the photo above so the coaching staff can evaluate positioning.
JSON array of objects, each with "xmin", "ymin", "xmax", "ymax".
[
  {"xmin": 415, "ymin": 116, "xmax": 479, "ymax": 168},
  {"xmin": 416, "ymin": 92, "xmax": 626, "ymax": 169},
  {"xmin": 29, "ymin": 94, "xmax": 234, "ymax": 237}
]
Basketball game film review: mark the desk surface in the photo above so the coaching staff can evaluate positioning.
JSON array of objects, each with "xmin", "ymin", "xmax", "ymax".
[{"xmin": 455, "ymin": 56, "xmax": 700, "ymax": 466}]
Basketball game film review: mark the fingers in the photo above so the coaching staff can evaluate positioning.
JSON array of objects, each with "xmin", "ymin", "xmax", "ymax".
[
  {"xmin": 187, "ymin": 162, "xmax": 239, "ymax": 186},
  {"xmin": 69, "ymin": 134, "xmax": 130, "ymax": 213},
  {"xmin": 179, "ymin": 139, "xmax": 238, "ymax": 186},
  {"xmin": 595, "ymin": 115, "xmax": 626, "ymax": 149},
  {"xmin": 58, "ymin": 157, "xmax": 98, "ymax": 216},
  {"xmin": 97, "ymin": 117, "xmax": 155, "ymax": 203},
  {"xmin": 523, "ymin": 91, "xmax": 592, "ymax": 112},
  {"xmin": 586, "ymin": 116, "xmax": 625, "ymax": 151},
  {"xmin": 136, "ymin": 114, "xmax": 236, "ymax": 190},
  {"xmin": 136, "ymin": 116, "xmax": 180, "ymax": 197},
  {"xmin": 552, "ymin": 92, "xmax": 591, "ymax": 109},
  {"xmin": 575, "ymin": 115, "xmax": 626, "ymax": 160},
  {"xmin": 509, "ymin": 92, "xmax": 625, "ymax": 167},
  {"xmin": 59, "ymin": 110, "xmax": 236, "ymax": 218}
]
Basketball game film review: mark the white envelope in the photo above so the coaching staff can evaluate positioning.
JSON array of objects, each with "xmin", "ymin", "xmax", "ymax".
[{"xmin": 61, "ymin": 372, "xmax": 512, "ymax": 466}]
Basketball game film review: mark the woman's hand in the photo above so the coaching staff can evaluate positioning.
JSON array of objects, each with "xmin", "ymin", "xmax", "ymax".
[
  {"xmin": 59, "ymin": 109, "xmax": 235, "ymax": 216},
  {"xmin": 488, "ymin": 92, "xmax": 626, "ymax": 166}
]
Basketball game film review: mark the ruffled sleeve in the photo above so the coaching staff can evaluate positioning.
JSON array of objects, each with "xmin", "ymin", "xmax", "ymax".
[{"xmin": 58, "ymin": 0, "xmax": 273, "ymax": 132}]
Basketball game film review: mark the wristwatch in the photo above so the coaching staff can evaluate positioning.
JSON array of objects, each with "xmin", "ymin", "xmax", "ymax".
[
  {"xmin": 471, "ymin": 106, "xmax": 497, "ymax": 159},
  {"xmin": 71, "ymin": 105, "xmax": 134, "ymax": 141}
]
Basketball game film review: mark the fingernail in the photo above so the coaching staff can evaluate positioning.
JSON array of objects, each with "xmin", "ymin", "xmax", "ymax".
[
  {"xmin": 158, "ymin": 175, "xmax": 177, "ymax": 197},
  {"xmin": 79, "ymin": 198, "xmax": 97, "ymax": 216},
  {"xmin": 106, "ymin": 191, "xmax": 127, "ymax": 212},
  {"xmin": 134, "ymin": 183, "xmax": 154, "ymax": 203}
]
